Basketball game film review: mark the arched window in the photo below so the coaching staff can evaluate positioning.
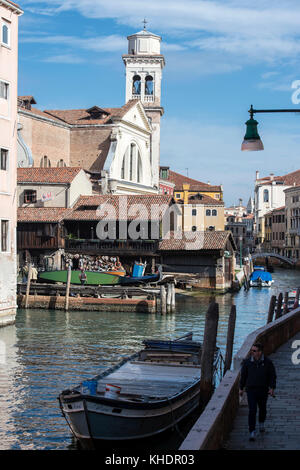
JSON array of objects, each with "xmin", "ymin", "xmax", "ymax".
[
  {"xmin": 212, "ymin": 209, "xmax": 217, "ymax": 216},
  {"xmin": 263, "ymin": 189, "xmax": 269, "ymax": 202},
  {"xmin": 121, "ymin": 143, "xmax": 143, "ymax": 183},
  {"xmin": 129, "ymin": 144, "xmax": 134, "ymax": 181},
  {"xmin": 121, "ymin": 155, "xmax": 125, "ymax": 179},
  {"xmin": 2, "ymin": 24, "xmax": 9, "ymax": 45},
  {"xmin": 206, "ymin": 209, "xmax": 211, "ymax": 216},
  {"xmin": 145, "ymin": 75, "xmax": 153, "ymax": 95},
  {"xmin": 132, "ymin": 75, "xmax": 141, "ymax": 95},
  {"xmin": 57, "ymin": 159, "xmax": 66, "ymax": 167},
  {"xmin": 137, "ymin": 151, "xmax": 142, "ymax": 183},
  {"xmin": 41, "ymin": 156, "xmax": 51, "ymax": 168}
]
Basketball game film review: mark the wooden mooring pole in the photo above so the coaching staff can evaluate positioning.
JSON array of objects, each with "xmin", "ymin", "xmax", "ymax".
[
  {"xmin": 199, "ymin": 302, "xmax": 219, "ymax": 411},
  {"xmin": 24, "ymin": 263, "xmax": 32, "ymax": 309},
  {"xmin": 267, "ymin": 295, "xmax": 276, "ymax": 324},
  {"xmin": 283, "ymin": 292, "xmax": 289, "ymax": 315},
  {"xmin": 64, "ymin": 267, "xmax": 72, "ymax": 312},
  {"xmin": 224, "ymin": 305, "xmax": 236, "ymax": 375},
  {"xmin": 293, "ymin": 288, "xmax": 300, "ymax": 309},
  {"xmin": 160, "ymin": 285, "xmax": 166, "ymax": 314},
  {"xmin": 171, "ymin": 283, "xmax": 176, "ymax": 313},
  {"xmin": 166, "ymin": 283, "xmax": 172, "ymax": 313},
  {"xmin": 275, "ymin": 292, "xmax": 283, "ymax": 320}
]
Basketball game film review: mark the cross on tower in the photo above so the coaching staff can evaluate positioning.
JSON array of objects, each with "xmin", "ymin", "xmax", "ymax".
[{"xmin": 142, "ymin": 18, "xmax": 148, "ymax": 30}]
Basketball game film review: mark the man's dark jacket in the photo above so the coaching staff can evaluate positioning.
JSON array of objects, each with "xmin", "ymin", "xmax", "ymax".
[{"xmin": 240, "ymin": 355, "xmax": 276, "ymax": 392}]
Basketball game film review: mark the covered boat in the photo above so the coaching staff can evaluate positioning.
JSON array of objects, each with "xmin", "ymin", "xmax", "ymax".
[
  {"xmin": 249, "ymin": 269, "xmax": 273, "ymax": 287},
  {"xmin": 58, "ymin": 334, "xmax": 222, "ymax": 448}
]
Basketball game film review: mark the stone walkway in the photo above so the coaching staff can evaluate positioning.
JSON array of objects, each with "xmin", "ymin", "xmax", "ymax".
[{"xmin": 224, "ymin": 332, "xmax": 300, "ymax": 450}]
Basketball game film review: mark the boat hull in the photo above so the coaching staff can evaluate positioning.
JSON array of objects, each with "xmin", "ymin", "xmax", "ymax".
[
  {"xmin": 38, "ymin": 270, "xmax": 122, "ymax": 285},
  {"xmin": 59, "ymin": 383, "xmax": 200, "ymax": 445}
]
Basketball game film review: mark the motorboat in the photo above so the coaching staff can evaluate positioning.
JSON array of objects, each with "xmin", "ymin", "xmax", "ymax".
[{"xmin": 249, "ymin": 266, "xmax": 274, "ymax": 287}]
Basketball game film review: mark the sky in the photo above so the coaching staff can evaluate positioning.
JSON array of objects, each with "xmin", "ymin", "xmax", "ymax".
[{"xmin": 17, "ymin": 0, "xmax": 300, "ymax": 206}]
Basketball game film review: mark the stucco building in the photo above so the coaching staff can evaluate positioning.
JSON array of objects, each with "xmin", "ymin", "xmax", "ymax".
[{"xmin": 0, "ymin": 0, "xmax": 23, "ymax": 326}]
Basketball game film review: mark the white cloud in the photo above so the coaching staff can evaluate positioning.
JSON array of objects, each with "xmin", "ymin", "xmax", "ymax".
[
  {"xmin": 20, "ymin": 0, "xmax": 300, "ymax": 71},
  {"xmin": 21, "ymin": 34, "xmax": 127, "ymax": 52},
  {"xmin": 43, "ymin": 54, "xmax": 85, "ymax": 64}
]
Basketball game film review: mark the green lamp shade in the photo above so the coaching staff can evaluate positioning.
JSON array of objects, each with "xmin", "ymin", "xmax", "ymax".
[{"xmin": 241, "ymin": 117, "xmax": 264, "ymax": 151}]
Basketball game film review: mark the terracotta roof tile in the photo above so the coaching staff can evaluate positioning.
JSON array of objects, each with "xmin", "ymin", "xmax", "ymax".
[
  {"xmin": 17, "ymin": 207, "xmax": 68, "ymax": 223},
  {"xmin": 17, "ymin": 167, "xmax": 83, "ymax": 184},
  {"xmin": 66, "ymin": 194, "xmax": 174, "ymax": 221},
  {"xmin": 43, "ymin": 100, "xmax": 138, "ymax": 126},
  {"xmin": 162, "ymin": 169, "xmax": 222, "ymax": 193},
  {"xmin": 159, "ymin": 231, "xmax": 236, "ymax": 251},
  {"xmin": 183, "ymin": 194, "xmax": 224, "ymax": 206}
]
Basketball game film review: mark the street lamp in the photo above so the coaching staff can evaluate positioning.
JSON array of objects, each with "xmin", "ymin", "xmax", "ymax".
[
  {"xmin": 239, "ymin": 235, "xmax": 243, "ymax": 268},
  {"xmin": 241, "ymin": 104, "xmax": 300, "ymax": 151}
]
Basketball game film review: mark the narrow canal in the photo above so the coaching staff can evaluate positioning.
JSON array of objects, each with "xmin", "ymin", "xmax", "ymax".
[{"xmin": 0, "ymin": 268, "xmax": 299, "ymax": 450}]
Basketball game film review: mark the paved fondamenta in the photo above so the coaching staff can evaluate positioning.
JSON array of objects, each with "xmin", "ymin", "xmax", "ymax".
[{"xmin": 224, "ymin": 332, "xmax": 300, "ymax": 450}]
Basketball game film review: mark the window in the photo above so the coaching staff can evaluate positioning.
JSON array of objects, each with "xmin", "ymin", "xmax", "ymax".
[
  {"xmin": 263, "ymin": 189, "xmax": 269, "ymax": 202},
  {"xmin": 129, "ymin": 144, "xmax": 134, "ymax": 181},
  {"xmin": 1, "ymin": 220, "xmax": 9, "ymax": 252},
  {"xmin": 0, "ymin": 81, "xmax": 9, "ymax": 100},
  {"xmin": 0, "ymin": 148, "xmax": 8, "ymax": 170},
  {"xmin": 206, "ymin": 209, "xmax": 211, "ymax": 216},
  {"xmin": 137, "ymin": 152, "xmax": 142, "ymax": 183},
  {"xmin": 57, "ymin": 159, "xmax": 66, "ymax": 167},
  {"xmin": 212, "ymin": 209, "xmax": 217, "ymax": 216},
  {"xmin": 192, "ymin": 209, "xmax": 197, "ymax": 216},
  {"xmin": 24, "ymin": 190, "xmax": 37, "ymax": 204},
  {"xmin": 132, "ymin": 75, "xmax": 141, "ymax": 95},
  {"xmin": 215, "ymin": 194, "xmax": 220, "ymax": 199},
  {"xmin": 175, "ymin": 193, "xmax": 181, "ymax": 198},
  {"xmin": 121, "ymin": 155, "xmax": 125, "ymax": 179},
  {"xmin": 2, "ymin": 23, "xmax": 9, "ymax": 46},
  {"xmin": 41, "ymin": 156, "xmax": 51, "ymax": 168},
  {"xmin": 145, "ymin": 75, "xmax": 154, "ymax": 95}
]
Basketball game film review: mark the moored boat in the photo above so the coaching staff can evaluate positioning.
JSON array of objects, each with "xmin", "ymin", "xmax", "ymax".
[
  {"xmin": 58, "ymin": 334, "xmax": 221, "ymax": 447},
  {"xmin": 249, "ymin": 266, "xmax": 274, "ymax": 287}
]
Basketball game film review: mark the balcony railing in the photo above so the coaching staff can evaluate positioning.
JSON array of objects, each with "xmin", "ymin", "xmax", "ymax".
[{"xmin": 64, "ymin": 238, "xmax": 159, "ymax": 254}]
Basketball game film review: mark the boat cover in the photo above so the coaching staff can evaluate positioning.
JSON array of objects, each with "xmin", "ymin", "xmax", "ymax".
[{"xmin": 250, "ymin": 271, "xmax": 272, "ymax": 282}]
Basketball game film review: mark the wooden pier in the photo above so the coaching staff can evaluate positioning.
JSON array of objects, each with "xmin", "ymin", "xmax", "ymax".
[{"xmin": 17, "ymin": 280, "xmax": 176, "ymax": 314}]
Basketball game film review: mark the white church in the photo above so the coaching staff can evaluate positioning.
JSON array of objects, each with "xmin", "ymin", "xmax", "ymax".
[{"xmin": 17, "ymin": 27, "xmax": 165, "ymax": 196}]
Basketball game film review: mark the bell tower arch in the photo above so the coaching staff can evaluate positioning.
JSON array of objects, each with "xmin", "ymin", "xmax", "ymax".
[{"xmin": 123, "ymin": 26, "xmax": 165, "ymax": 189}]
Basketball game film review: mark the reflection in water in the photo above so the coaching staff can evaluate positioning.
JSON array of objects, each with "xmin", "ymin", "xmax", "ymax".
[{"xmin": 0, "ymin": 268, "xmax": 299, "ymax": 449}]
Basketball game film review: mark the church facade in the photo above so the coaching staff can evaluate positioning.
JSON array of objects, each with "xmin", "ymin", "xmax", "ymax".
[{"xmin": 17, "ymin": 28, "xmax": 165, "ymax": 196}]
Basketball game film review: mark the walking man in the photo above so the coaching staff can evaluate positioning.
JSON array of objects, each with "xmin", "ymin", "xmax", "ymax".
[{"xmin": 239, "ymin": 342, "xmax": 276, "ymax": 441}]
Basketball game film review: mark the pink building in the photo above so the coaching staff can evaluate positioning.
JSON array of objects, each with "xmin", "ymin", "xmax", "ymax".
[{"xmin": 0, "ymin": 0, "xmax": 23, "ymax": 326}]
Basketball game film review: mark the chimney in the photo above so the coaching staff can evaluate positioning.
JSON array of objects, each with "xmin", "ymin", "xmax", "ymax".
[
  {"xmin": 270, "ymin": 172, "xmax": 274, "ymax": 181},
  {"xmin": 256, "ymin": 170, "xmax": 260, "ymax": 180}
]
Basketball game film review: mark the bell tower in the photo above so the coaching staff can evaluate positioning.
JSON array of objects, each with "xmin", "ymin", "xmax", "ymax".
[{"xmin": 123, "ymin": 24, "xmax": 165, "ymax": 189}]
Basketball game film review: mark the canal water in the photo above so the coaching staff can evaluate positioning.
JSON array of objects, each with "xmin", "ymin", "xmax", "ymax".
[{"xmin": 0, "ymin": 267, "xmax": 299, "ymax": 450}]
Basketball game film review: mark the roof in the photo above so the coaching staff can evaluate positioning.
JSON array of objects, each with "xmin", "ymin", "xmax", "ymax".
[
  {"xmin": 178, "ymin": 194, "xmax": 224, "ymax": 206},
  {"xmin": 257, "ymin": 169, "xmax": 300, "ymax": 187},
  {"xmin": 18, "ymin": 96, "xmax": 37, "ymax": 104},
  {"xmin": 159, "ymin": 231, "xmax": 236, "ymax": 252},
  {"xmin": 17, "ymin": 167, "xmax": 83, "ymax": 184},
  {"xmin": 17, "ymin": 207, "xmax": 68, "ymax": 223},
  {"xmin": 43, "ymin": 100, "xmax": 138, "ymax": 126},
  {"xmin": 65, "ymin": 194, "xmax": 175, "ymax": 221},
  {"xmin": 1, "ymin": 0, "xmax": 23, "ymax": 13},
  {"xmin": 164, "ymin": 169, "xmax": 222, "ymax": 192}
]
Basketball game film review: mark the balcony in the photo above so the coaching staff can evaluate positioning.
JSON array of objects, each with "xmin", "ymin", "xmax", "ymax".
[{"xmin": 64, "ymin": 238, "xmax": 159, "ymax": 255}]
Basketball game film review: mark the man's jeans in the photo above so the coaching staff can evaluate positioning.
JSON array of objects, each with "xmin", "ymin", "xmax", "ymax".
[{"xmin": 246, "ymin": 389, "xmax": 269, "ymax": 432}]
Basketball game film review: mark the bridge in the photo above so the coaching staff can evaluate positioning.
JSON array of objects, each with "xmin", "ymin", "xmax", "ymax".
[
  {"xmin": 251, "ymin": 252, "xmax": 296, "ymax": 266},
  {"xmin": 179, "ymin": 291, "xmax": 300, "ymax": 450}
]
